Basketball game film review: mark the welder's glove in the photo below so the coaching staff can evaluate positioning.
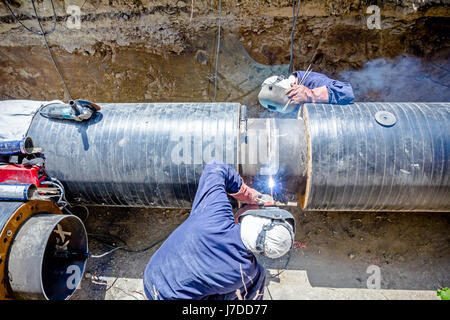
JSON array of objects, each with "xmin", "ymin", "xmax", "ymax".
[
  {"xmin": 229, "ymin": 182, "xmax": 262, "ymax": 205},
  {"xmin": 229, "ymin": 182, "xmax": 274, "ymax": 205},
  {"xmin": 256, "ymin": 194, "xmax": 274, "ymax": 206},
  {"xmin": 285, "ymin": 84, "xmax": 329, "ymax": 104}
]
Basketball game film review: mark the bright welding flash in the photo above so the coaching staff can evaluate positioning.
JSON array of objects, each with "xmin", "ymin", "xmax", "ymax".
[
  {"xmin": 268, "ymin": 176, "xmax": 275, "ymax": 199},
  {"xmin": 268, "ymin": 176, "xmax": 275, "ymax": 189}
]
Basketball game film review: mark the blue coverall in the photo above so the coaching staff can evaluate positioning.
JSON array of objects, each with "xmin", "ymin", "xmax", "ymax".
[
  {"xmin": 143, "ymin": 162, "xmax": 266, "ymax": 300},
  {"xmin": 292, "ymin": 70, "xmax": 355, "ymax": 104}
]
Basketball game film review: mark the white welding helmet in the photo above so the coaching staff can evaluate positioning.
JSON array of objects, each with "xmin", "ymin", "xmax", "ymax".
[
  {"xmin": 238, "ymin": 207, "xmax": 295, "ymax": 259},
  {"xmin": 258, "ymin": 75, "xmax": 298, "ymax": 113}
]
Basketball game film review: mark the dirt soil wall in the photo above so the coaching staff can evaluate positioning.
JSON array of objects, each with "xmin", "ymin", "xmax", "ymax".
[{"xmin": 0, "ymin": 0, "xmax": 449, "ymax": 105}]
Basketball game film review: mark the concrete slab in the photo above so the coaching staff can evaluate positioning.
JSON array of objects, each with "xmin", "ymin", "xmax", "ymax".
[
  {"xmin": 76, "ymin": 270, "xmax": 439, "ymax": 300},
  {"xmin": 103, "ymin": 277, "xmax": 146, "ymax": 300},
  {"xmin": 264, "ymin": 269, "xmax": 439, "ymax": 300}
]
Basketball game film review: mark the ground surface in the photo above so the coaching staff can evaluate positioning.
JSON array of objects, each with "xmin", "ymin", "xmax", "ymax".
[{"xmin": 71, "ymin": 206, "xmax": 449, "ymax": 300}]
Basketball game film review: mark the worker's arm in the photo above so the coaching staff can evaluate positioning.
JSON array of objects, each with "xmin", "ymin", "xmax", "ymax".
[
  {"xmin": 288, "ymin": 71, "xmax": 355, "ymax": 105},
  {"xmin": 191, "ymin": 161, "xmax": 262, "ymax": 216}
]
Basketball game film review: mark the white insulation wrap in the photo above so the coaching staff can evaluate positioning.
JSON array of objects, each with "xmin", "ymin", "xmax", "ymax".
[{"xmin": 0, "ymin": 100, "xmax": 63, "ymax": 140}]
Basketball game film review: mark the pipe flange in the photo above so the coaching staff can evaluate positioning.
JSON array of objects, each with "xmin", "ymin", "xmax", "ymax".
[{"xmin": 375, "ymin": 111, "xmax": 396, "ymax": 127}]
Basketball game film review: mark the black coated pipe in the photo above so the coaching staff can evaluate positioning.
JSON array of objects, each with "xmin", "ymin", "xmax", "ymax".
[
  {"xmin": 301, "ymin": 102, "xmax": 450, "ymax": 211},
  {"xmin": 28, "ymin": 103, "xmax": 242, "ymax": 208},
  {"xmin": 26, "ymin": 101, "xmax": 450, "ymax": 211}
]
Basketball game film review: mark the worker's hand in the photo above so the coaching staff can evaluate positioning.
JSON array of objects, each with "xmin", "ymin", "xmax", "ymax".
[
  {"xmin": 256, "ymin": 193, "xmax": 274, "ymax": 206},
  {"xmin": 285, "ymin": 84, "xmax": 314, "ymax": 104},
  {"xmin": 285, "ymin": 84, "xmax": 329, "ymax": 104},
  {"xmin": 229, "ymin": 182, "xmax": 262, "ymax": 205}
]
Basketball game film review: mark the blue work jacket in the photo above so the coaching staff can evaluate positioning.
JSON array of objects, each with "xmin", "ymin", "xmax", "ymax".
[
  {"xmin": 143, "ymin": 162, "xmax": 266, "ymax": 300},
  {"xmin": 293, "ymin": 70, "xmax": 355, "ymax": 104}
]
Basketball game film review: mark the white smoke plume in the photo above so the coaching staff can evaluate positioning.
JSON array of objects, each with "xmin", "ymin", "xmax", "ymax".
[{"xmin": 339, "ymin": 55, "xmax": 450, "ymax": 102}]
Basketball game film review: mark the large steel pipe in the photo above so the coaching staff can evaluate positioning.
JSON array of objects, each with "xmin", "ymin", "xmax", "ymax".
[
  {"xmin": 26, "ymin": 101, "xmax": 450, "ymax": 211},
  {"xmin": 28, "ymin": 103, "xmax": 242, "ymax": 208},
  {"xmin": 301, "ymin": 102, "xmax": 450, "ymax": 211}
]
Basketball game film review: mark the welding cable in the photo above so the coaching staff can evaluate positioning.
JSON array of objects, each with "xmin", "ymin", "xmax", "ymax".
[
  {"xmin": 213, "ymin": 0, "xmax": 221, "ymax": 101},
  {"xmin": 62, "ymin": 204, "xmax": 90, "ymax": 222},
  {"xmin": 42, "ymin": 177, "xmax": 91, "ymax": 221},
  {"xmin": 89, "ymin": 246, "xmax": 124, "ymax": 259},
  {"xmin": 88, "ymin": 241, "xmax": 164, "ymax": 258},
  {"xmin": 30, "ymin": 0, "xmax": 74, "ymax": 100},
  {"xmin": 87, "ymin": 232, "xmax": 169, "ymax": 259},
  {"xmin": 288, "ymin": 0, "xmax": 302, "ymax": 75},
  {"xmin": 267, "ymin": 249, "xmax": 292, "ymax": 279},
  {"xmin": 40, "ymin": 180, "xmax": 65, "ymax": 205},
  {"xmin": 120, "ymin": 239, "xmax": 166, "ymax": 253},
  {"xmin": 40, "ymin": 178, "xmax": 91, "ymax": 223},
  {"xmin": 4, "ymin": 0, "xmax": 74, "ymax": 100},
  {"xmin": 3, "ymin": 0, "xmax": 56, "ymax": 36},
  {"xmin": 88, "ymin": 232, "xmax": 127, "ymax": 247},
  {"xmin": 73, "ymin": 204, "xmax": 90, "ymax": 222}
]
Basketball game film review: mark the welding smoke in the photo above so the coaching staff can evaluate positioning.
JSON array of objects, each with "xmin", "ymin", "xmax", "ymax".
[{"xmin": 339, "ymin": 55, "xmax": 450, "ymax": 102}]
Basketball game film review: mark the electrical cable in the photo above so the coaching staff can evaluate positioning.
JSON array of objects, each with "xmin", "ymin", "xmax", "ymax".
[
  {"xmin": 40, "ymin": 177, "xmax": 69, "ymax": 207},
  {"xmin": 50, "ymin": 177, "xmax": 68, "ymax": 204},
  {"xmin": 213, "ymin": 0, "xmax": 221, "ymax": 101},
  {"xmin": 105, "ymin": 277, "xmax": 119, "ymax": 292},
  {"xmin": 90, "ymin": 246, "xmax": 124, "ymax": 259},
  {"xmin": 267, "ymin": 249, "xmax": 292, "ymax": 279},
  {"xmin": 40, "ymin": 177, "xmax": 90, "ymax": 222},
  {"xmin": 63, "ymin": 204, "xmax": 90, "ymax": 222},
  {"xmin": 3, "ymin": 0, "xmax": 56, "ymax": 36},
  {"xmin": 4, "ymin": 0, "xmax": 74, "ymax": 100},
  {"xmin": 288, "ymin": 0, "xmax": 302, "ymax": 76},
  {"xmin": 87, "ymin": 232, "xmax": 168, "ymax": 258},
  {"xmin": 30, "ymin": 0, "xmax": 73, "ymax": 100},
  {"xmin": 40, "ymin": 180, "xmax": 65, "ymax": 204}
]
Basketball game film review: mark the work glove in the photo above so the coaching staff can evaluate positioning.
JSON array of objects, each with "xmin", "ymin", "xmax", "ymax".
[
  {"xmin": 229, "ymin": 182, "xmax": 272, "ymax": 205},
  {"xmin": 285, "ymin": 84, "xmax": 329, "ymax": 104},
  {"xmin": 257, "ymin": 194, "xmax": 274, "ymax": 206}
]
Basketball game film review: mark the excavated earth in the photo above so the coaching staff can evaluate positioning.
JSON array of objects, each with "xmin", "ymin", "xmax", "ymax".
[
  {"xmin": 0, "ymin": 0, "xmax": 449, "ymax": 104},
  {"xmin": 0, "ymin": 0, "xmax": 449, "ymax": 299}
]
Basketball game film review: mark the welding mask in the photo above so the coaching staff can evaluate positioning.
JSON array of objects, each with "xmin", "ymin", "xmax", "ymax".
[
  {"xmin": 258, "ymin": 75, "xmax": 298, "ymax": 113},
  {"xmin": 238, "ymin": 206, "xmax": 295, "ymax": 257}
]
